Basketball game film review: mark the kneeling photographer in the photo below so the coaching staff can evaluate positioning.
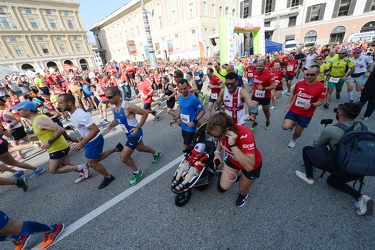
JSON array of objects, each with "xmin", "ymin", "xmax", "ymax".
[{"xmin": 295, "ymin": 102, "xmax": 373, "ymax": 216}]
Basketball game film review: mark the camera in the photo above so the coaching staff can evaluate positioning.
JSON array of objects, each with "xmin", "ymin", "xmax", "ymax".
[{"xmin": 320, "ymin": 119, "xmax": 333, "ymax": 125}]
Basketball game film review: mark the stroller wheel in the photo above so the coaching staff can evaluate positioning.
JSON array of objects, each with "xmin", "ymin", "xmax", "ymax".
[{"xmin": 175, "ymin": 189, "xmax": 192, "ymax": 207}]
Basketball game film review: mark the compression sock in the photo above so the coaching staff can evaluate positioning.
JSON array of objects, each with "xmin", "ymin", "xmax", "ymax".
[
  {"xmin": 347, "ymin": 91, "xmax": 353, "ymax": 101},
  {"xmin": 1, "ymin": 221, "xmax": 55, "ymax": 241}
]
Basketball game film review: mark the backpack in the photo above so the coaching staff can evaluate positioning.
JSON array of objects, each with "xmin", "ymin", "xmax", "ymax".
[{"xmin": 334, "ymin": 121, "xmax": 375, "ymax": 176}]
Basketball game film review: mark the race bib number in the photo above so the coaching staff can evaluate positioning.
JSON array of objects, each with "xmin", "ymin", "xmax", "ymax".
[
  {"xmin": 210, "ymin": 93, "xmax": 218, "ymax": 99},
  {"xmin": 295, "ymin": 97, "xmax": 310, "ymax": 108},
  {"xmin": 180, "ymin": 113, "xmax": 190, "ymax": 124},
  {"xmin": 287, "ymin": 65, "xmax": 294, "ymax": 71},
  {"xmin": 329, "ymin": 77, "xmax": 340, "ymax": 83},
  {"xmin": 119, "ymin": 124, "xmax": 129, "ymax": 133},
  {"xmin": 247, "ymin": 73, "xmax": 253, "ymax": 77},
  {"xmin": 194, "ymin": 76, "xmax": 200, "ymax": 80},
  {"xmin": 255, "ymin": 90, "xmax": 265, "ymax": 98}
]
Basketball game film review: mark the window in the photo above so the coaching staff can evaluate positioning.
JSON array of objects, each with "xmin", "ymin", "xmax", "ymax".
[
  {"xmin": 13, "ymin": 45, "xmax": 23, "ymax": 56},
  {"xmin": 29, "ymin": 18, "xmax": 38, "ymax": 28},
  {"xmin": 338, "ymin": 0, "xmax": 351, "ymax": 16},
  {"xmin": 0, "ymin": 16, "xmax": 12, "ymax": 29},
  {"xmin": 63, "ymin": 10, "xmax": 69, "ymax": 16},
  {"xmin": 24, "ymin": 8, "xmax": 31, "ymax": 14},
  {"xmin": 265, "ymin": 0, "xmax": 273, "ymax": 13},
  {"xmin": 59, "ymin": 44, "xmax": 66, "ymax": 53},
  {"xmin": 304, "ymin": 30, "xmax": 317, "ymax": 43},
  {"xmin": 244, "ymin": 7, "xmax": 249, "ymax": 18},
  {"xmin": 212, "ymin": 4, "xmax": 215, "ymax": 17},
  {"xmin": 49, "ymin": 19, "xmax": 57, "ymax": 29},
  {"xmin": 67, "ymin": 20, "xmax": 73, "ymax": 29},
  {"xmin": 175, "ymin": 33, "xmax": 179, "ymax": 38},
  {"xmin": 55, "ymin": 35, "xmax": 61, "ymax": 40},
  {"xmin": 203, "ymin": 2, "xmax": 207, "ymax": 16},
  {"xmin": 264, "ymin": 21, "xmax": 270, "ymax": 27},
  {"xmin": 9, "ymin": 35, "xmax": 16, "ymax": 41},
  {"xmin": 171, "ymin": 10, "xmax": 177, "ymax": 24},
  {"xmin": 36, "ymin": 35, "xmax": 43, "ymax": 41},
  {"xmin": 371, "ymin": 0, "xmax": 375, "ymax": 11},
  {"xmin": 45, "ymin": 9, "xmax": 52, "ymax": 15},
  {"xmin": 0, "ymin": 7, "xmax": 4, "ymax": 13},
  {"xmin": 306, "ymin": 3, "xmax": 326, "ymax": 23},
  {"xmin": 288, "ymin": 16, "xmax": 297, "ymax": 27},
  {"xmin": 75, "ymin": 44, "xmax": 81, "ymax": 52},
  {"xmin": 189, "ymin": 3, "xmax": 195, "ymax": 18},
  {"xmin": 219, "ymin": 6, "xmax": 222, "ymax": 17},
  {"xmin": 192, "ymin": 29, "xmax": 196, "ymax": 34},
  {"xmin": 204, "ymin": 27, "xmax": 208, "ymax": 32},
  {"xmin": 41, "ymin": 44, "xmax": 49, "ymax": 54},
  {"xmin": 72, "ymin": 35, "xmax": 78, "ymax": 40},
  {"xmin": 158, "ymin": 16, "xmax": 163, "ymax": 28},
  {"xmin": 213, "ymin": 28, "xmax": 216, "ymax": 33},
  {"xmin": 291, "ymin": 0, "xmax": 299, "ymax": 7},
  {"xmin": 225, "ymin": 7, "xmax": 228, "ymax": 15}
]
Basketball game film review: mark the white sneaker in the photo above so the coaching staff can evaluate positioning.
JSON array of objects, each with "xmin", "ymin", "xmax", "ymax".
[
  {"xmin": 80, "ymin": 163, "xmax": 90, "ymax": 178},
  {"xmin": 287, "ymin": 91, "xmax": 291, "ymax": 96},
  {"xmin": 295, "ymin": 170, "xmax": 314, "ymax": 185},
  {"xmin": 355, "ymin": 195, "xmax": 374, "ymax": 216},
  {"xmin": 270, "ymin": 105, "xmax": 275, "ymax": 110},
  {"xmin": 288, "ymin": 140, "xmax": 296, "ymax": 148}
]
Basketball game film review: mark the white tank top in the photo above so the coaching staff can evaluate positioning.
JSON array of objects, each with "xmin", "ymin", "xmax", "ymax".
[{"xmin": 223, "ymin": 87, "xmax": 246, "ymax": 125}]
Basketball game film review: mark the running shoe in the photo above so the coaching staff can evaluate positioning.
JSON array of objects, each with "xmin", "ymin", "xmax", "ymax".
[
  {"xmin": 29, "ymin": 168, "xmax": 45, "ymax": 179},
  {"xmin": 323, "ymin": 103, "xmax": 329, "ymax": 109},
  {"xmin": 13, "ymin": 170, "xmax": 25, "ymax": 180},
  {"xmin": 349, "ymin": 99, "xmax": 354, "ymax": 103},
  {"xmin": 115, "ymin": 143, "xmax": 124, "ymax": 152},
  {"xmin": 152, "ymin": 151, "xmax": 162, "ymax": 164},
  {"xmin": 362, "ymin": 116, "xmax": 369, "ymax": 122},
  {"xmin": 99, "ymin": 120, "xmax": 110, "ymax": 125},
  {"xmin": 64, "ymin": 125, "xmax": 75, "ymax": 131},
  {"xmin": 75, "ymin": 164, "xmax": 91, "ymax": 184},
  {"xmin": 270, "ymin": 105, "xmax": 275, "ymax": 110},
  {"xmin": 336, "ymin": 93, "xmax": 341, "ymax": 100},
  {"xmin": 250, "ymin": 123, "xmax": 258, "ymax": 131},
  {"xmin": 265, "ymin": 121, "xmax": 270, "ymax": 130},
  {"xmin": 13, "ymin": 235, "xmax": 30, "ymax": 250},
  {"xmin": 37, "ymin": 224, "xmax": 65, "ymax": 250},
  {"xmin": 14, "ymin": 156, "xmax": 25, "ymax": 161},
  {"xmin": 287, "ymin": 91, "xmax": 290, "ymax": 96},
  {"xmin": 354, "ymin": 195, "xmax": 374, "ymax": 216},
  {"xmin": 154, "ymin": 116, "xmax": 161, "ymax": 121},
  {"xmin": 16, "ymin": 177, "xmax": 29, "ymax": 192},
  {"xmin": 98, "ymin": 175, "xmax": 115, "ymax": 189},
  {"xmin": 288, "ymin": 139, "xmax": 297, "ymax": 148},
  {"xmin": 129, "ymin": 170, "xmax": 143, "ymax": 185},
  {"xmin": 295, "ymin": 170, "xmax": 314, "ymax": 185},
  {"xmin": 235, "ymin": 193, "xmax": 249, "ymax": 207}
]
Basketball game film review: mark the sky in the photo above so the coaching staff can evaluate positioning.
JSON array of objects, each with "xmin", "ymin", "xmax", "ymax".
[{"xmin": 78, "ymin": 0, "xmax": 131, "ymax": 43}]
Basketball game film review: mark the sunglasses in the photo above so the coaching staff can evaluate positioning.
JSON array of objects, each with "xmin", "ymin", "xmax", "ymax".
[
  {"xmin": 354, "ymin": 52, "xmax": 361, "ymax": 54},
  {"xmin": 106, "ymin": 95, "xmax": 115, "ymax": 99},
  {"xmin": 305, "ymin": 73, "xmax": 316, "ymax": 77},
  {"xmin": 338, "ymin": 53, "xmax": 346, "ymax": 55},
  {"xmin": 209, "ymin": 130, "xmax": 225, "ymax": 139},
  {"xmin": 173, "ymin": 75, "xmax": 181, "ymax": 78},
  {"xmin": 316, "ymin": 58, "xmax": 323, "ymax": 60}
]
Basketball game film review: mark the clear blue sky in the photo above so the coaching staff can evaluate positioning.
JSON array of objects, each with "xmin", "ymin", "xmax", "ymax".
[{"xmin": 78, "ymin": 0, "xmax": 131, "ymax": 43}]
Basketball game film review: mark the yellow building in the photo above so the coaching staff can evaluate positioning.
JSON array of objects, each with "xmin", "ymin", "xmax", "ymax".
[{"xmin": 0, "ymin": 0, "xmax": 94, "ymax": 75}]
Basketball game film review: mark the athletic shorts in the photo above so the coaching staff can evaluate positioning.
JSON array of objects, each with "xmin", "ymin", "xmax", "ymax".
[
  {"xmin": 286, "ymin": 75, "xmax": 294, "ymax": 81},
  {"xmin": 182, "ymin": 130, "xmax": 195, "ymax": 146},
  {"xmin": 225, "ymin": 156, "xmax": 262, "ymax": 179},
  {"xmin": 345, "ymin": 74, "xmax": 367, "ymax": 85},
  {"xmin": 126, "ymin": 136, "xmax": 142, "ymax": 150},
  {"xmin": 157, "ymin": 84, "xmax": 162, "ymax": 90},
  {"xmin": 248, "ymin": 79, "xmax": 254, "ymax": 85},
  {"xmin": 209, "ymin": 96, "xmax": 217, "ymax": 103},
  {"xmin": 251, "ymin": 96, "xmax": 271, "ymax": 106},
  {"xmin": 327, "ymin": 77, "xmax": 345, "ymax": 89},
  {"xmin": 84, "ymin": 134, "xmax": 104, "ymax": 159},
  {"xmin": 49, "ymin": 147, "xmax": 70, "ymax": 160},
  {"xmin": 276, "ymin": 86, "xmax": 283, "ymax": 91},
  {"xmin": 284, "ymin": 111, "xmax": 312, "ymax": 128},
  {"xmin": 128, "ymin": 74, "xmax": 135, "ymax": 79},
  {"xmin": 167, "ymin": 99, "xmax": 175, "ymax": 109},
  {"xmin": 0, "ymin": 138, "xmax": 9, "ymax": 156},
  {"xmin": 143, "ymin": 103, "xmax": 152, "ymax": 110},
  {"xmin": 10, "ymin": 126, "xmax": 27, "ymax": 141},
  {"xmin": 0, "ymin": 210, "xmax": 9, "ymax": 231}
]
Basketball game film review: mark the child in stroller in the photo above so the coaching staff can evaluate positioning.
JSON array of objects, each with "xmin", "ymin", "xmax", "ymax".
[{"xmin": 172, "ymin": 142, "xmax": 209, "ymax": 191}]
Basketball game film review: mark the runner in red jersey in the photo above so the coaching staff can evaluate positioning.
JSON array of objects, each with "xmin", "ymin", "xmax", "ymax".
[
  {"xmin": 244, "ymin": 61, "xmax": 256, "ymax": 93},
  {"xmin": 207, "ymin": 67, "xmax": 224, "ymax": 118},
  {"xmin": 282, "ymin": 65, "xmax": 326, "ymax": 148},
  {"xmin": 269, "ymin": 52, "xmax": 281, "ymax": 70},
  {"xmin": 208, "ymin": 112, "xmax": 262, "ymax": 207},
  {"xmin": 284, "ymin": 52, "xmax": 299, "ymax": 94},
  {"xmin": 135, "ymin": 74, "xmax": 160, "ymax": 121},
  {"xmin": 270, "ymin": 62, "xmax": 286, "ymax": 110},
  {"xmin": 248, "ymin": 59, "xmax": 276, "ymax": 131}
]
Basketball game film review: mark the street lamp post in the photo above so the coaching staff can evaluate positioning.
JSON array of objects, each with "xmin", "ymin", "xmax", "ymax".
[{"xmin": 141, "ymin": 0, "xmax": 158, "ymax": 68}]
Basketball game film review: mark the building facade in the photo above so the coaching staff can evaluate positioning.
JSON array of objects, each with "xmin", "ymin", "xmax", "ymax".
[
  {"xmin": 239, "ymin": 0, "xmax": 375, "ymax": 47},
  {"xmin": 0, "ymin": 0, "xmax": 95, "ymax": 75},
  {"xmin": 91, "ymin": 0, "xmax": 239, "ymax": 63}
]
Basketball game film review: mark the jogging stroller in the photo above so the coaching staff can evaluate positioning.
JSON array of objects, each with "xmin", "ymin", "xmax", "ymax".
[{"xmin": 171, "ymin": 122, "xmax": 219, "ymax": 207}]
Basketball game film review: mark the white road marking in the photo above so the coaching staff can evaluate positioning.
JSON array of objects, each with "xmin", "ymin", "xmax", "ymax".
[{"xmin": 31, "ymin": 155, "xmax": 184, "ymax": 250}]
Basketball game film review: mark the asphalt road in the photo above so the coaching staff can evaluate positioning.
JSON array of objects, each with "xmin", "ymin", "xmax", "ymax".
[{"xmin": 1, "ymin": 77, "xmax": 374, "ymax": 250}]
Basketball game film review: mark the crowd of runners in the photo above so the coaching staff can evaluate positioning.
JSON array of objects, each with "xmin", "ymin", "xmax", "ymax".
[{"xmin": 1, "ymin": 39, "xmax": 375, "ymax": 249}]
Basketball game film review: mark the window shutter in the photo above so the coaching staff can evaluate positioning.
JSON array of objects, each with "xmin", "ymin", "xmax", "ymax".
[
  {"xmin": 332, "ymin": 0, "xmax": 340, "ymax": 18},
  {"xmin": 287, "ymin": 0, "xmax": 291, "ymax": 8},
  {"xmin": 261, "ymin": 0, "xmax": 265, "ymax": 14},
  {"xmin": 240, "ymin": 1, "xmax": 244, "ymax": 17},
  {"xmin": 348, "ymin": 0, "xmax": 357, "ymax": 16},
  {"xmin": 272, "ymin": 0, "xmax": 276, "ymax": 12},
  {"xmin": 364, "ymin": 0, "xmax": 372, "ymax": 13},
  {"xmin": 300, "ymin": 0, "xmax": 304, "ymax": 5},
  {"xmin": 249, "ymin": 0, "xmax": 253, "ymax": 17},
  {"xmin": 319, "ymin": 3, "xmax": 326, "ymax": 21},
  {"xmin": 305, "ymin": 6, "xmax": 311, "ymax": 23}
]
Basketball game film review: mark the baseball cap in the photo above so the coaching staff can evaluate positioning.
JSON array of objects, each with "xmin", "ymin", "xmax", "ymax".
[
  {"xmin": 32, "ymin": 97, "xmax": 44, "ymax": 105},
  {"xmin": 354, "ymin": 48, "xmax": 362, "ymax": 53},
  {"xmin": 11, "ymin": 101, "xmax": 37, "ymax": 111},
  {"xmin": 191, "ymin": 143, "xmax": 206, "ymax": 155}
]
